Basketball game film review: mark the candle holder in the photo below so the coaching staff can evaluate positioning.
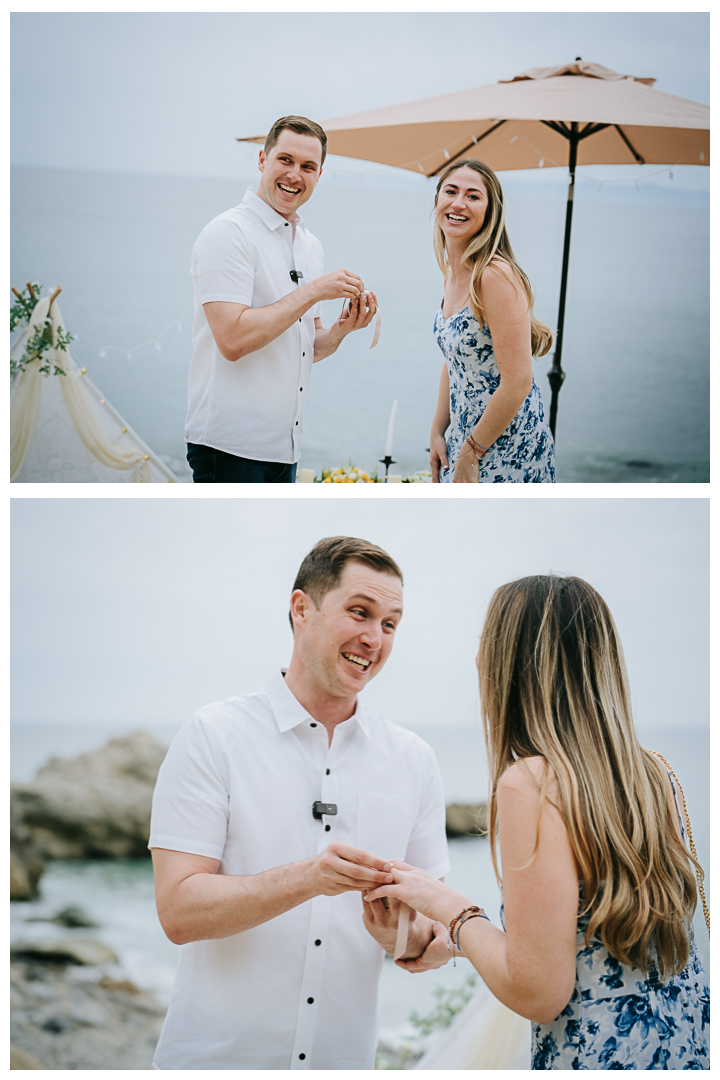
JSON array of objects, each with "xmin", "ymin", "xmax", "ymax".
[{"xmin": 379, "ymin": 455, "xmax": 396, "ymax": 482}]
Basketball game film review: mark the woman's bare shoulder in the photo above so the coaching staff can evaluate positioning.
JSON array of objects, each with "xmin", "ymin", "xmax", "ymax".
[
  {"xmin": 499, "ymin": 757, "xmax": 558, "ymax": 797},
  {"xmin": 479, "ymin": 258, "xmax": 528, "ymax": 309}
]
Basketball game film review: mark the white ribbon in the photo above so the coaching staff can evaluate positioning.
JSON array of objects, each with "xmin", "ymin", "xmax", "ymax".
[
  {"xmin": 393, "ymin": 903, "xmax": 410, "ymax": 960},
  {"xmin": 369, "ymin": 307, "xmax": 381, "ymax": 349}
]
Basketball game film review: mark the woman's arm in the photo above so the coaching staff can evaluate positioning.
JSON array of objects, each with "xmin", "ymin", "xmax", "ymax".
[
  {"xmin": 364, "ymin": 759, "xmax": 578, "ymax": 1023},
  {"xmin": 430, "ymin": 363, "xmax": 451, "ymax": 482},
  {"xmin": 453, "ymin": 262, "xmax": 534, "ymax": 483}
]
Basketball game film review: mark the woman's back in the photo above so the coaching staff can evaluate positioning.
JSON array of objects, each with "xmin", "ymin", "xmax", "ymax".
[{"xmin": 530, "ymin": 765, "xmax": 710, "ymax": 1070}]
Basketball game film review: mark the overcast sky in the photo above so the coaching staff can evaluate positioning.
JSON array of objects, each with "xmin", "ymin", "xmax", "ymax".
[
  {"xmin": 11, "ymin": 498, "xmax": 708, "ymax": 735},
  {"xmin": 11, "ymin": 12, "xmax": 709, "ymax": 180}
]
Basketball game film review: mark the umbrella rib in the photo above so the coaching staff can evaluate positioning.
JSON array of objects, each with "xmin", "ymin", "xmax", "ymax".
[
  {"xmin": 577, "ymin": 123, "xmax": 611, "ymax": 140},
  {"xmin": 542, "ymin": 120, "xmax": 572, "ymax": 138},
  {"xmin": 612, "ymin": 125, "xmax": 646, "ymax": 164},
  {"xmin": 427, "ymin": 120, "xmax": 508, "ymax": 176}
]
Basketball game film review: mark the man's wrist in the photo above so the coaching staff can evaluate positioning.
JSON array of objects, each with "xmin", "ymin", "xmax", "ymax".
[{"xmin": 300, "ymin": 280, "xmax": 322, "ymax": 308}]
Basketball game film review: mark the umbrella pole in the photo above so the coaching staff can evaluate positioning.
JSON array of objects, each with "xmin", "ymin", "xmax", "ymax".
[{"xmin": 547, "ymin": 122, "xmax": 579, "ymax": 440}]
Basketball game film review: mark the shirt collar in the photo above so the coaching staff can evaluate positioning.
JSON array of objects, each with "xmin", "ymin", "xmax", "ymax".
[
  {"xmin": 264, "ymin": 670, "xmax": 373, "ymax": 741},
  {"xmin": 242, "ymin": 190, "xmax": 306, "ymax": 234}
]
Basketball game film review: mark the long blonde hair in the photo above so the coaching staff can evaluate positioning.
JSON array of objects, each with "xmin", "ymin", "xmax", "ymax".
[
  {"xmin": 434, "ymin": 159, "xmax": 552, "ymax": 357},
  {"xmin": 477, "ymin": 574, "xmax": 702, "ymax": 978}
]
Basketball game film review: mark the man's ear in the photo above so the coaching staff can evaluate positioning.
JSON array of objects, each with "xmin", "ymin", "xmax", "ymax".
[
  {"xmin": 289, "ymin": 589, "xmax": 310, "ymax": 629},
  {"xmin": 258, "ymin": 149, "xmax": 266, "ymax": 173}
]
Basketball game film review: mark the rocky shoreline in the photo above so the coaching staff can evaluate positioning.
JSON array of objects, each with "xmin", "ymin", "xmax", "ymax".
[{"xmin": 11, "ymin": 956, "xmax": 166, "ymax": 1069}]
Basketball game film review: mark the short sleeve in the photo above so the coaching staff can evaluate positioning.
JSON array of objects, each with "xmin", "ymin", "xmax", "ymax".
[
  {"xmin": 149, "ymin": 714, "xmax": 230, "ymax": 860},
  {"xmin": 404, "ymin": 747, "xmax": 451, "ymax": 880},
  {"xmin": 193, "ymin": 216, "xmax": 256, "ymax": 307}
]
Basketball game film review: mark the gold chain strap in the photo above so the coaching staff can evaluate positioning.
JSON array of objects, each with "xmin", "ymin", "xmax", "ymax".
[{"xmin": 651, "ymin": 751, "xmax": 710, "ymax": 938}]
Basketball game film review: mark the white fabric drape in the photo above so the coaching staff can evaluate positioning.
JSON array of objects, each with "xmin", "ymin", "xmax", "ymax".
[
  {"xmin": 11, "ymin": 296, "xmax": 172, "ymax": 482},
  {"xmin": 414, "ymin": 975, "xmax": 531, "ymax": 1070}
]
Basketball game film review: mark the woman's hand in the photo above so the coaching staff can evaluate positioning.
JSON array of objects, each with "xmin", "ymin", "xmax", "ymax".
[
  {"xmin": 364, "ymin": 860, "xmax": 471, "ymax": 926},
  {"xmin": 452, "ymin": 445, "xmax": 480, "ymax": 484},
  {"xmin": 430, "ymin": 430, "xmax": 449, "ymax": 482}
]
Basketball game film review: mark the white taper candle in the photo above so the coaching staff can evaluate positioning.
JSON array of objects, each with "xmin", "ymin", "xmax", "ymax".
[{"xmin": 385, "ymin": 399, "xmax": 398, "ymax": 458}]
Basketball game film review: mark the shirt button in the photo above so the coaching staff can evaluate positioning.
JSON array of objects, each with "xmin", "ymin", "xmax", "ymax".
[
  {"xmin": 326, "ymin": 768, "xmax": 330, "ymax": 775},
  {"xmin": 302, "ymin": 352, "xmax": 305, "ymax": 357},
  {"xmin": 307, "ymin": 997, "xmax": 314, "ymax": 1004},
  {"xmin": 315, "ymin": 939, "xmax": 322, "ymax": 946},
  {"xmin": 299, "ymin": 1053, "xmax": 306, "ymax": 1060},
  {"xmin": 310, "ymin": 722, "xmax": 317, "ymax": 728},
  {"xmin": 325, "ymin": 824, "xmax": 331, "ymax": 832},
  {"xmin": 295, "ymin": 421, "xmax": 299, "ymax": 426}
]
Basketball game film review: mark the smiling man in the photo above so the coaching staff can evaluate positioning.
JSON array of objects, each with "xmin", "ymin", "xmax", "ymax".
[
  {"xmin": 149, "ymin": 537, "xmax": 451, "ymax": 1069},
  {"xmin": 185, "ymin": 116, "xmax": 377, "ymax": 482}
]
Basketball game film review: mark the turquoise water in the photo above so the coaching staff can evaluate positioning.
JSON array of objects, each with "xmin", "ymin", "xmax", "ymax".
[{"xmin": 11, "ymin": 166, "xmax": 709, "ymax": 482}]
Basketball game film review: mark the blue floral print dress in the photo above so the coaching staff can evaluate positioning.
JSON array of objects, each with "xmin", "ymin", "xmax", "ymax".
[
  {"xmin": 528, "ymin": 769, "xmax": 710, "ymax": 1069},
  {"xmin": 434, "ymin": 305, "xmax": 555, "ymax": 483}
]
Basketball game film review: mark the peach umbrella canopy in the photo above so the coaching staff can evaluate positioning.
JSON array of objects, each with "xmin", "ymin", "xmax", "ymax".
[{"xmin": 238, "ymin": 62, "xmax": 709, "ymax": 176}]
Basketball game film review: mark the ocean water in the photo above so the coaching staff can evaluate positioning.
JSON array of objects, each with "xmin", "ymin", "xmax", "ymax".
[
  {"xmin": 10, "ymin": 166, "xmax": 709, "ymax": 483},
  {"xmin": 11, "ymin": 722, "xmax": 710, "ymax": 1047}
]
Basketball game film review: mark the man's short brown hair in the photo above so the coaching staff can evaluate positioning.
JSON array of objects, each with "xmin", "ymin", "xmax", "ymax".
[
  {"xmin": 289, "ymin": 537, "xmax": 403, "ymax": 629},
  {"xmin": 264, "ymin": 115, "xmax": 328, "ymax": 167}
]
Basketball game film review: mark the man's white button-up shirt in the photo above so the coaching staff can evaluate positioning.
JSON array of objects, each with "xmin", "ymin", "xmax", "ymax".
[
  {"xmin": 149, "ymin": 671, "xmax": 450, "ymax": 1070},
  {"xmin": 185, "ymin": 191, "xmax": 324, "ymax": 464}
]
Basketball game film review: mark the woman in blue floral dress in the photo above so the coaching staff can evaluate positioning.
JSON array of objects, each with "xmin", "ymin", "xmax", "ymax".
[
  {"xmin": 365, "ymin": 576, "xmax": 709, "ymax": 1069},
  {"xmin": 428, "ymin": 159, "xmax": 555, "ymax": 482}
]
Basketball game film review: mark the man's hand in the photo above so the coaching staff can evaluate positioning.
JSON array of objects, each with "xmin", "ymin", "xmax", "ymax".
[
  {"xmin": 362, "ymin": 894, "xmax": 417, "ymax": 955},
  {"xmin": 311, "ymin": 268, "xmax": 365, "ymax": 302},
  {"xmin": 395, "ymin": 921, "xmax": 451, "ymax": 973},
  {"xmin": 313, "ymin": 292, "xmax": 378, "ymax": 361},
  {"xmin": 333, "ymin": 293, "xmax": 378, "ymax": 340},
  {"xmin": 310, "ymin": 842, "xmax": 394, "ymax": 897}
]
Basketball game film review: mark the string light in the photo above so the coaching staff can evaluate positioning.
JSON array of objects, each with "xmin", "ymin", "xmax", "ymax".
[{"xmin": 62, "ymin": 301, "xmax": 193, "ymax": 364}]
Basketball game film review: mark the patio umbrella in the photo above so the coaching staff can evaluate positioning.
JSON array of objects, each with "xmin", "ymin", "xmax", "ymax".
[{"xmin": 238, "ymin": 61, "xmax": 709, "ymax": 439}]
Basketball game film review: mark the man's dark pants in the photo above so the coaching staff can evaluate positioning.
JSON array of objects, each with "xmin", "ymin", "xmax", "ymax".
[{"xmin": 187, "ymin": 443, "xmax": 297, "ymax": 484}]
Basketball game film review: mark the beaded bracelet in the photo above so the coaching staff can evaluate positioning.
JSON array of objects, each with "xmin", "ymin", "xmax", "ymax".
[
  {"xmin": 466, "ymin": 434, "xmax": 491, "ymax": 456},
  {"xmin": 446, "ymin": 906, "xmax": 489, "ymax": 965},
  {"xmin": 456, "ymin": 912, "xmax": 489, "ymax": 952}
]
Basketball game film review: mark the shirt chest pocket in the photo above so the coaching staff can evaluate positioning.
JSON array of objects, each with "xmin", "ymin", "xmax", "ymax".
[{"xmin": 355, "ymin": 792, "xmax": 415, "ymax": 863}]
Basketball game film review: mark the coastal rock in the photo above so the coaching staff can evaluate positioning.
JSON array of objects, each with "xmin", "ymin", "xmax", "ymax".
[
  {"xmin": 11, "ymin": 938, "xmax": 119, "ymax": 966},
  {"xmin": 11, "ymin": 794, "xmax": 47, "ymax": 900},
  {"xmin": 10, "ymin": 1045, "xmax": 44, "ymax": 1069},
  {"xmin": 27, "ymin": 905, "xmax": 98, "ymax": 929},
  {"xmin": 445, "ymin": 803, "xmax": 488, "ymax": 838},
  {"xmin": 10, "ymin": 731, "xmax": 168, "ymax": 860},
  {"xmin": 11, "ymin": 958, "xmax": 166, "ymax": 1069},
  {"xmin": 10, "ymin": 846, "xmax": 45, "ymax": 902}
]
